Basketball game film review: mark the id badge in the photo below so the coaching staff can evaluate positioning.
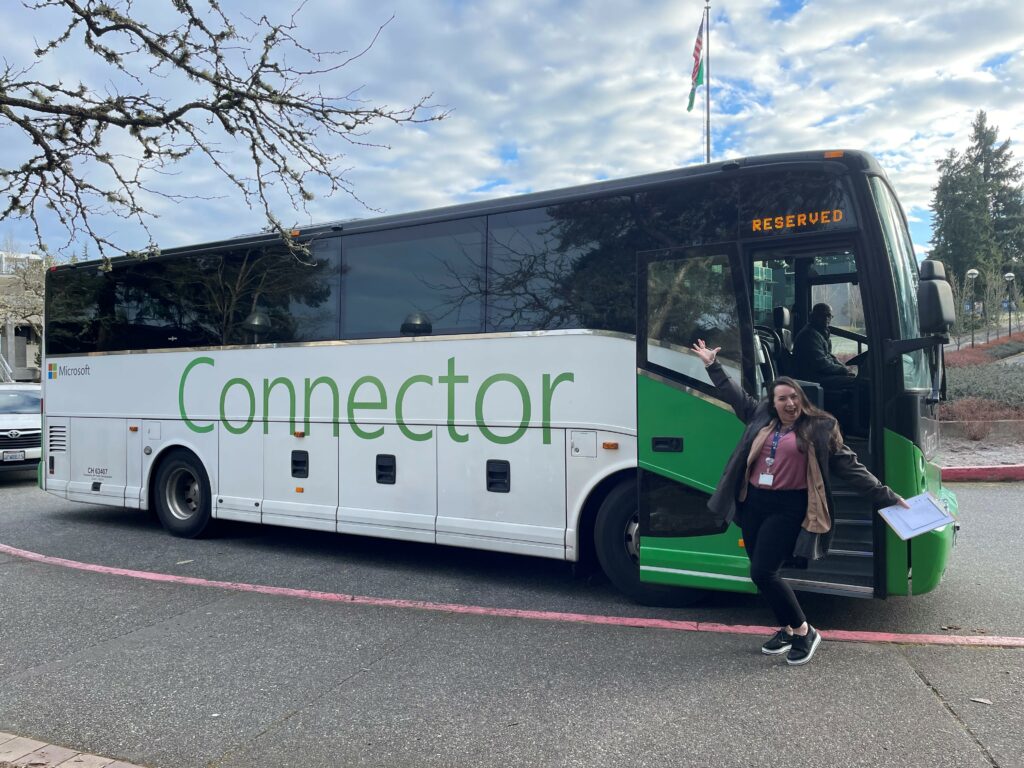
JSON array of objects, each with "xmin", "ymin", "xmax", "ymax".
[{"xmin": 758, "ymin": 473, "xmax": 775, "ymax": 487}]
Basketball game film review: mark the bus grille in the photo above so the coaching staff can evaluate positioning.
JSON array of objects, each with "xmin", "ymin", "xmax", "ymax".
[
  {"xmin": 48, "ymin": 425, "xmax": 67, "ymax": 452},
  {"xmin": 0, "ymin": 429, "xmax": 41, "ymax": 450}
]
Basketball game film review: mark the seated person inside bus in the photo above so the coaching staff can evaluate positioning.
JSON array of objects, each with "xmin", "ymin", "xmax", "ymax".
[{"xmin": 792, "ymin": 302, "xmax": 865, "ymax": 434}]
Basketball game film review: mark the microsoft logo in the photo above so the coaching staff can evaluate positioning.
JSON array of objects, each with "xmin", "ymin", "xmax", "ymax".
[{"xmin": 47, "ymin": 363, "xmax": 57, "ymax": 380}]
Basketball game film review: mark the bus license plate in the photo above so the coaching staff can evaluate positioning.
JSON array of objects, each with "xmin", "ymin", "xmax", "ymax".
[{"xmin": 3, "ymin": 450, "xmax": 25, "ymax": 462}]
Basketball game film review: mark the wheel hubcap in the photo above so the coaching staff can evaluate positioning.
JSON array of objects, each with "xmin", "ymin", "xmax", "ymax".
[
  {"xmin": 165, "ymin": 467, "xmax": 200, "ymax": 521},
  {"xmin": 624, "ymin": 512, "xmax": 640, "ymax": 563}
]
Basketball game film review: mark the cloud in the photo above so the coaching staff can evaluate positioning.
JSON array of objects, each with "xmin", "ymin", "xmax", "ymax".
[{"xmin": 0, "ymin": 0, "xmax": 1022, "ymax": 259}]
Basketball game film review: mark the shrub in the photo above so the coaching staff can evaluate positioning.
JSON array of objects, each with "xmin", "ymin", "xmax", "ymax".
[
  {"xmin": 988, "ymin": 340, "xmax": 1024, "ymax": 360},
  {"xmin": 937, "ymin": 397, "xmax": 1024, "ymax": 421},
  {"xmin": 945, "ymin": 365, "xmax": 1024, "ymax": 408},
  {"xmin": 945, "ymin": 347, "xmax": 992, "ymax": 367},
  {"xmin": 947, "ymin": 332, "xmax": 1024, "ymax": 366},
  {"xmin": 964, "ymin": 421, "xmax": 992, "ymax": 441}
]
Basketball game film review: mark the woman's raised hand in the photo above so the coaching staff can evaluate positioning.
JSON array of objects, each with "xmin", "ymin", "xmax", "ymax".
[{"xmin": 692, "ymin": 339, "xmax": 721, "ymax": 367}]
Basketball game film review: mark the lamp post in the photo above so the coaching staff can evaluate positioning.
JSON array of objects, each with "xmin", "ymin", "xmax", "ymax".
[
  {"xmin": 966, "ymin": 268, "xmax": 979, "ymax": 347},
  {"xmin": 1006, "ymin": 272, "xmax": 1016, "ymax": 338},
  {"xmin": 243, "ymin": 306, "xmax": 272, "ymax": 345}
]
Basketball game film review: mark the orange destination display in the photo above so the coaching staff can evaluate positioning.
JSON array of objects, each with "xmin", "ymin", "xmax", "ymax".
[{"xmin": 751, "ymin": 209, "xmax": 845, "ymax": 233}]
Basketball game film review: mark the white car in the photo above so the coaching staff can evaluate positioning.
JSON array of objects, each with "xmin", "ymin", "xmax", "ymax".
[{"xmin": 0, "ymin": 383, "xmax": 41, "ymax": 475}]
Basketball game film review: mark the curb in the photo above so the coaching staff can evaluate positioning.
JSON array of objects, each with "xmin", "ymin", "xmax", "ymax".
[{"xmin": 942, "ymin": 464, "xmax": 1024, "ymax": 482}]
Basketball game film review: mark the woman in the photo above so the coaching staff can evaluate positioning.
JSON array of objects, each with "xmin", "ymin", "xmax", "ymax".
[{"xmin": 691, "ymin": 339, "xmax": 908, "ymax": 666}]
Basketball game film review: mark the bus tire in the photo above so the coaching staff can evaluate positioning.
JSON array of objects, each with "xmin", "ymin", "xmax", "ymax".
[
  {"xmin": 594, "ymin": 478, "xmax": 703, "ymax": 607},
  {"xmin": 153, "ymin": 449, "xmax": 212, "ymax": 538}
]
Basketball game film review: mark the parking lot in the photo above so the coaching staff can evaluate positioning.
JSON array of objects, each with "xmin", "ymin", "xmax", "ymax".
[{"xmin": 1, "ymin": 475, "xmax": 1022, "ymax": 768}]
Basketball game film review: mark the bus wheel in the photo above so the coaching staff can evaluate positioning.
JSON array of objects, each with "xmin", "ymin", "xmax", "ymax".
[
  {"xmin": 153, "ymin": 449, "xmax": 212, "ymax": 538},
  {"xmin": 594, "ymin": 479, "xmax": 702, "ymax": 607}
]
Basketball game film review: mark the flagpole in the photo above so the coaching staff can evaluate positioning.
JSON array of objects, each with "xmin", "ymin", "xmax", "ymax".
[{"xmin": 704, "ymin": 1, "xmax": 711, "ymax": 164}]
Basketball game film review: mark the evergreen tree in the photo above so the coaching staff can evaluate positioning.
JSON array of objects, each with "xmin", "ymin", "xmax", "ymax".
[
  {"xmin": 966, "ymin": 111, "xmax": 1024, "ymax": 266},
  {"xmin": 930, "ymin": 149, "xmax": 999, "ymax": 279},
  {"xmin": 931, "ymin": 110, "xmax": 1024, "ymax": 286}
]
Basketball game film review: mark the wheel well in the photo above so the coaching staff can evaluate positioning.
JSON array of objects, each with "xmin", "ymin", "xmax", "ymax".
[{"xmin": 575, "ymin": 468, "xmax": 636, "ymax": 571}]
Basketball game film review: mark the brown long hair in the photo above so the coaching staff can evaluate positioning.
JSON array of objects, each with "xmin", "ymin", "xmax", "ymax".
[{"xmin": 767, "ymin": 376, "xmax": 840, "ymax": 451}]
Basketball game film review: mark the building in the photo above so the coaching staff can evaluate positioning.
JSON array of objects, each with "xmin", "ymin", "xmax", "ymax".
[{"xmin": 0, "ymin": 251, "xmax": 43, "ymax": 382}]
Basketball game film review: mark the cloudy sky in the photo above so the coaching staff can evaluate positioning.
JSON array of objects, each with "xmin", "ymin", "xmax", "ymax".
[{"xmin": 2, "ymin": 0, "xmax": 1023, "ymax": 259}]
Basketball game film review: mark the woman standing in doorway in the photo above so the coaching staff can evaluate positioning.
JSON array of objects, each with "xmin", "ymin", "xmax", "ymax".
[{"xmin": 691, "ymin": 339, "xmax": 908, "ymax": 665}]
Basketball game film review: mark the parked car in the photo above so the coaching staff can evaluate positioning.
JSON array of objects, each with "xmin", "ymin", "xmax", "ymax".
[{"xmin": 0, "ymin": 383, "xmax": 41, "ymax": 475}]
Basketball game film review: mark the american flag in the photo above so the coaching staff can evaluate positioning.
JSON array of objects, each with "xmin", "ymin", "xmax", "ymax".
[{"xmin": 690, "ymin": 17, "xmax": 704, "ymax": 89}]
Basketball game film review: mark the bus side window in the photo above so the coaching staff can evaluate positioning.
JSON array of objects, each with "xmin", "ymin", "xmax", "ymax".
[{"xmin": 342, "ymin": 219, "xmax": 485, "ymax": 339}]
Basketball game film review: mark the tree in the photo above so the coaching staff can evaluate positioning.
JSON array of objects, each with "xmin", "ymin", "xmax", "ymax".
[
  {"xmin": 0, "ymin": 1, "xmax": 447, "ymax": 260},
  {"xmin": 931, "ymin": 111, "xmax": 1024, "ymax": 287},
  {"xmin": 929, "ymin": 149, "xmax": 1000, "ymax": 280},
  {"xmin": 946, "ymin": 269, "xmax": 967, "ymax": 349},
  {"xmin": 0, "ymin": 238, "xmax": 48, "ymax": 344},
  {"xmin": 966, "ymin": 111, "xmax": 1024, "ymax": 266}
]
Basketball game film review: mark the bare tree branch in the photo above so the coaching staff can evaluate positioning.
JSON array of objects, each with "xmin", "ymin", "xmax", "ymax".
[{"xmin": 0, "ymin": 1, "xmax": 449, "ymax": 260}]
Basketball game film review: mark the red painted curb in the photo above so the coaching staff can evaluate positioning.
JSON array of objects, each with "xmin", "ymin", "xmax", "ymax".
[
  {"xmin": 942, "ymin": 464, "xmax": 1024, "ymax": 482},
  {"xmin": 3, "ymin": 542, "xmax": 1024, "ymax": 649}
]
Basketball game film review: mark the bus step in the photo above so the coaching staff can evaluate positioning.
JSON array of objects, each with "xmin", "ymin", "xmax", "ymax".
[
  {"xmin": 828, "ymin": 523, "xmax": 873, "ymax": 554},
  {"xmin": 782, "ymin": 551, "xmax": 873, "ymax": 590}
]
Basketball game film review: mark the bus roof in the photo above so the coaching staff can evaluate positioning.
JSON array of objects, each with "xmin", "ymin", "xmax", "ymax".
[{"xmin": 56, "ymin": 149, "xmax": 884, "ymax": 270}]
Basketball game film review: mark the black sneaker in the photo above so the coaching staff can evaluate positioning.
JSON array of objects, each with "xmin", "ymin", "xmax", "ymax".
[
  {"xmin": 786, "ymin": 626, "xmax": 821, "ymax": 666},
  {"xmin": 761, "ymin": 628, "xmax": 793, "ymax": 655}
]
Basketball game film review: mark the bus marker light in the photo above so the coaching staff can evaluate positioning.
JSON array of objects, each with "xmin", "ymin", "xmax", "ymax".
[
  {"xmin": 824, "ymin": 150, "xmax": 844, "ymax": 158},
  {"xmin": 129, "ymin": 425, "xmax": 139, "ymax": 432},
  {"xmin": 602, "ymin": 441, "xmax": 619, "ymax": 450},
  {"xmin": 290, "ymin": 229, "xmax": 302, "ymax": 237},
  {"xmin": 738, "ymin": 538, "xmax": 745, "ymax": 548},
  {"xmin": 293, "ymin": 431, "xmax": 305, "ymax": 438},
  {"xmin": 295, "ymin": 487, "xmax": 304, "ymax": 493}
]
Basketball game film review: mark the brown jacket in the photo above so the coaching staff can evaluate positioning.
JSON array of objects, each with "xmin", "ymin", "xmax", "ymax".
[{"xmin": 704, "ymin": 361, "xmax": 899, "ymax": 558}]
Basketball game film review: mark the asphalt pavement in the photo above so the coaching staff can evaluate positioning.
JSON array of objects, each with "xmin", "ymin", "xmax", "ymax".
[{"xmin": 1, "ymin": 474, "xmax": 1022, "ymax": 768}]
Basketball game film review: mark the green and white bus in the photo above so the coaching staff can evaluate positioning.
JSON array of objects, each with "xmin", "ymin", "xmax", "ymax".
[{"xmin": 42, "ymin": 149, "xmax": 958, "ymax": 604}]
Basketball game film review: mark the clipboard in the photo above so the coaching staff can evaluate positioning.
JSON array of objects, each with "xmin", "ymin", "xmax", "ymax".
[{"xmin": 878, "ymin": 492, "xmax": 956, "ymax": 540}]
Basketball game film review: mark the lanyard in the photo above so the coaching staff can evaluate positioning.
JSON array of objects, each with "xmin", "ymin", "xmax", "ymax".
[{"xmin": 764, "ymin": 424, "xmax": 792, "ymax": 473}]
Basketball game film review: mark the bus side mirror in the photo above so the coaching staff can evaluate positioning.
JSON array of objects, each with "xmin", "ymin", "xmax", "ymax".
[{"xmin": 918, "ymin": 259, "xmax": 955, "ymax": 335}]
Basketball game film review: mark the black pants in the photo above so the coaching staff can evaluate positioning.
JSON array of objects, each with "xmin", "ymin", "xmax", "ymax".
[{"xmin": 739, "ymin": 487, "xmax": 808, "ymax": 629}]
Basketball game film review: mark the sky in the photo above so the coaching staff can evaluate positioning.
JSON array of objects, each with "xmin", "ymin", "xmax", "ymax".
[{"xmin": 1, "ymin": 0, "xmax": 1023, "ymax": 260}]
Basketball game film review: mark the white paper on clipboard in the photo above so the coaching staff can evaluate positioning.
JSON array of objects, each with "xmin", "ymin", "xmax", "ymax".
[{"xmin": 878, "ymin": 492, "xmax": 955, "ymax": 540}]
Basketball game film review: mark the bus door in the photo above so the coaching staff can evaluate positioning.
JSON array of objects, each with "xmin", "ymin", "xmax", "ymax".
[
  {"xmin": 748, "ymin": 243, "xmax": 882, "ymax": 597},
  {"xmin": 635, "ymin": 244, "xmax": 760, "ymax": 594}
]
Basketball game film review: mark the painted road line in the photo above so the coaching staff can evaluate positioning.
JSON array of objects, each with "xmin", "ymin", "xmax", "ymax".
[{"xmin": 2, "ymin": 542, "xmax": 1023, "ymax": 649}]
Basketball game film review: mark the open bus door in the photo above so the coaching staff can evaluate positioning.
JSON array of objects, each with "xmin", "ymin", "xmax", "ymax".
[
  {"xmin": 635, "ymin": 242, "xmax": 887, "ymax": 600},
  {"xmin": 634, "ymin": 244, "xmax": 760, "ymax": 595}
]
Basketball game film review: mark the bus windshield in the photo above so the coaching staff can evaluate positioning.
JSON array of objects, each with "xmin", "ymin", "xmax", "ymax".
[{"xmin": 869, "ymin": 176, "xmax": 930, "ymax": 391}]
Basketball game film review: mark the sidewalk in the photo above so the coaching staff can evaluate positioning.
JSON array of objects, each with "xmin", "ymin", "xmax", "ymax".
[
  {"xmin": 0, "ymin": 733, "xmax": 144, "ymax": 768},
  {"xmin": 937, "ymin": 434, "xmax": 1024, "ymax": 482}
]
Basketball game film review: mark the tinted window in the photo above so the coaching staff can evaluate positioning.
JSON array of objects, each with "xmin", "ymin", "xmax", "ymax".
[
  {"xmin": 130, "ymin": 246, "xmax": 341, "ymax": 348},
  {"xmin": 486, "ymin": 198, "xmax": 636, "ymax": 333},
  {"xmin": 741, "ymin": 169, "xmax": 857, "ymax": 239},
  {"xmin": 342, "ymin": 219, "xmax": 485, "ymax": 338},
  {"xmin": 633, "ymin": 178, "xmax": 739, "ymax": 248},
  {"xmin": 645, "ymin": 251, "xmax": 744, "ymax": 387},
  {"xmin": 46, "ymin": 241, "xmax": 343, "ymax": 353},
  {"xmin": 46, "ymin": 267, "xmax": 110, "ymax": 354}
]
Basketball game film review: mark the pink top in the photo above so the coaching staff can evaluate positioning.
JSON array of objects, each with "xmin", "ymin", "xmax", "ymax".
[{"xmin": 748, "ymin": 428, "xmax": 808, "ymax": 490}]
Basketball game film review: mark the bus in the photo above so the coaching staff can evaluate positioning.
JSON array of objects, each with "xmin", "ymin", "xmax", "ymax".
[{"xmin": 41, "ymin": 149, "xmax": 958, "ymax": 604}]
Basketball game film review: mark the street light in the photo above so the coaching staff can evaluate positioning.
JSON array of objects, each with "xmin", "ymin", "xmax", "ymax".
[
  {"xmin": 1005, "ymin": 272, "xmax": 1016, "ymax": 338},
  {"xmin": 966, "ymin": 268, "xmax": 980, "ymax": 347}
]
